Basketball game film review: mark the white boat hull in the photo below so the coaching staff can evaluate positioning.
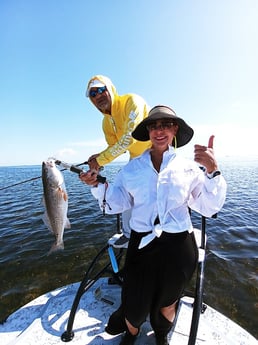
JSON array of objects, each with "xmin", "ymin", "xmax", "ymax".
[{"xmin": 0, "ymin": 277, "xmax": 257, "ymax": 345}]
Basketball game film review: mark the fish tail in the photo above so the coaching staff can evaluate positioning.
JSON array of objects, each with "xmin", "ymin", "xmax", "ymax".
[{"xmin": 47, "ymin": 241, "xmax": 64, "ymax": 255}]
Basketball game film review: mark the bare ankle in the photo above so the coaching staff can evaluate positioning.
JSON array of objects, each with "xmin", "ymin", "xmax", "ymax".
[{"xmin": 125, "ymin": 319, "xmax": 138, "ymax": 335}]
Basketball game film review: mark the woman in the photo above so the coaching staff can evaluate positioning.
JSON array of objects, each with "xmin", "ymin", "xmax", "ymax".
[{"xmin": 80, "ymin": 105, "xmax": 227, "ymax": 345}]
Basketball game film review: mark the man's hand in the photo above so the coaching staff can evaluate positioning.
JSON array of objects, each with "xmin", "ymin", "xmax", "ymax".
[{"xmin": 87, "ymin": 153, "xmax": 100, "ymax": 171}]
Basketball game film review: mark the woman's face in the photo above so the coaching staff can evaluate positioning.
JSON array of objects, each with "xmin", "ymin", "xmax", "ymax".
[{"xmin": 147, "ymin": 119, "xmax": 178, "ymax": 151}]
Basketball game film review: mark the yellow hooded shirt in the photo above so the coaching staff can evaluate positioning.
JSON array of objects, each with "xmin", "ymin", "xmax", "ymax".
[{"xmin": 87, "ymin": 75, "xmax": 151, "ymax": 166}]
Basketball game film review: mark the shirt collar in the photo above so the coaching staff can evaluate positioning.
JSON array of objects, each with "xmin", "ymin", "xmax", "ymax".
[{"xmin": 142, "ymin": 145, "xmax": 176, "ymax": 167}]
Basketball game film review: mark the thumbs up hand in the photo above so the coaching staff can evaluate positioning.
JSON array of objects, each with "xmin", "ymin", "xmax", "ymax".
[{"xmin": 194, "ymin": 135, "xmax": 218, "ymax": 173}]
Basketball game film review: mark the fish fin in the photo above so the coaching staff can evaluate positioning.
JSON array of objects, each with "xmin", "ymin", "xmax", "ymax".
[
  {"xmin": 57, "ymin": 187, "xmax": 68, "ymax": 202},
  {"xmin": 42, "ymin": 213, "xmax": 54, "ymax": 233},
  {"xmin": 42, "ymin": 196, "xmax": 46, "ymax": 207},
  {"xmin": 63, "ymin": 191, "xmax": 68, "ymax": 202},
  {"xmin": 65, "ymin": 218, "xmax": 71, "ymax": 229},
  {"xmin": 47, "ymin": 241, "xmax": 64, "ymax": 256}
]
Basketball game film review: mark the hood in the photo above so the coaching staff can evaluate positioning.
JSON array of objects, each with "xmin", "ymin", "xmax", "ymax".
[{"xmin": 86, "ymin": 75, "xmax": 117, "ymax": 106}]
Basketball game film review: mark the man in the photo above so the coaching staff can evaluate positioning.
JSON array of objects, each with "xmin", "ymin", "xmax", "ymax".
[{"xmin": 86, "ymin": 75, "xmax": 151, "ymax": 248}]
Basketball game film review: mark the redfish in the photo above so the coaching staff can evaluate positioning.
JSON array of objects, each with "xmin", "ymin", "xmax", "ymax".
[{"xmin": 42, "ymin": 159, "xmax": 70, "ymax": 254}]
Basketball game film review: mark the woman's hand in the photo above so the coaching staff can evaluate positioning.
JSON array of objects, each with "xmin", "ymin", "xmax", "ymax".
[
  {"xmin": 194, "ymin": 135, "xmax": 218, "ymax": 173},
  {"xmin": 79, "ymin": 170, "xmax": 99, "ymax": 187}
]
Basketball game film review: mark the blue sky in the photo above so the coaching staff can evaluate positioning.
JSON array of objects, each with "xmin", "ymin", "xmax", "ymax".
[{"xmin": 1, "ymin": 0, "xmax": 257, "ymax": 166}]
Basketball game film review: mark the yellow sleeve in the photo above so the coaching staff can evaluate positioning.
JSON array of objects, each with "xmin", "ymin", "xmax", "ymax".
[{"xmin": 96, "ymin": 95, "xmax": 150, "ymax": 166}]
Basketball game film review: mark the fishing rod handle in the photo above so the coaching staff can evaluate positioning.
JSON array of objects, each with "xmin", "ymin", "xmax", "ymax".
[
  {"xmin": 70, "ymin": 165, "xmax": 106, "ymax": 183},
  {"xmin": 70, "ymin": 166, "xmax": 83, "ymax": 174},
  {"xmin": 96, "ymin": 175, "xmax": 106, "ymax": 183}
]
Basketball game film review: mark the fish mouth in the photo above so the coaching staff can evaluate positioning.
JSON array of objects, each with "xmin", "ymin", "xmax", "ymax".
[{"xmin": 43, "ymin": 158, "xmax": 56, "ymax": 168}]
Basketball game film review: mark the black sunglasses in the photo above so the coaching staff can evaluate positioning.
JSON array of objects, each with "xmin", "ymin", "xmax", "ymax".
[
  {"xmin": 89, "ymin": 86, "xmax": 107, "ymax": 98},
  {"xmin": 147, "ymin": 122, "xmax": 176, "ymax": 131}
]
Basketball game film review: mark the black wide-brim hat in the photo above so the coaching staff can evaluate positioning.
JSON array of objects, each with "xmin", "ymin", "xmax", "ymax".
[{"xmin": 132, "ymin": 105, "xmax": 194, "ymax": 148}]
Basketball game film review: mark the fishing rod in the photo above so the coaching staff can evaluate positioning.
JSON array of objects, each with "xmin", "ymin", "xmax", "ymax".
[
  {"xmin": 0, "ymin": 175, "xmax": 44, "ymax": 191},
  {"xmin": 0, "ymin": 160, "xmax": 105, "ymax": 191},
  {"xmin": 55, "ymin": 159, "xmax": 106, "ymax": 183}
]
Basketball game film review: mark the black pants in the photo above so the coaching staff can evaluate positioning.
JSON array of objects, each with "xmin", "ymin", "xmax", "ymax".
[{"xmin": 121, "ymin": 230, "xmax": 198, "ymax": 331}]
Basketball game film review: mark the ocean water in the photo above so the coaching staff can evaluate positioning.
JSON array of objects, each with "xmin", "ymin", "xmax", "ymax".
[{"xmin": 0, "ymin": 158, "xmax": 257, "ymax": 339}]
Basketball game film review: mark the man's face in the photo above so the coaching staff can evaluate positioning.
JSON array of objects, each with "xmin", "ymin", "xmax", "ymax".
[{"xmin": 89, "ymin": 86, "xmax": 112, "ymax": 114}]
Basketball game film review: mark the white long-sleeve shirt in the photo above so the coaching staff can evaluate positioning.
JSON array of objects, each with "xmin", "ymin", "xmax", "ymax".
[{"xmin": 91, "ymin": 146, "xmax": 227, "ymax": 248}]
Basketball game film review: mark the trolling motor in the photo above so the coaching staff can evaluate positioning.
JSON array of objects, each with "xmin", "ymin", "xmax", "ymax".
[{"xmin": 55, "ymin": 159, "xmax": 106, "ymax": 184}]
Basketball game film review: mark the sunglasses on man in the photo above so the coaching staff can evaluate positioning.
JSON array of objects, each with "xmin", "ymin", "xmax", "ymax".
[{"xmin": 89, "ymin": 86, "xmax": 107, "ymax": 98}]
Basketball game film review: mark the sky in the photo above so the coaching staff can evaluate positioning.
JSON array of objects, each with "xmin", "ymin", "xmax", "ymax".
[{"xmin": 0, "ymin": 0, "xmax": 257, "ymax": 166}]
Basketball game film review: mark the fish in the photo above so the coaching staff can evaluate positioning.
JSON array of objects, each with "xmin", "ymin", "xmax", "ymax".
[{"xmin": 42, "ymin": 158, "xmax": 71, "ymax": 254}]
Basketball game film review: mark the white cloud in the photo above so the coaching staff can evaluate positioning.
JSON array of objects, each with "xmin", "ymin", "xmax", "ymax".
[
  {"xmin": 68, "ymin": 139, "xmax": 107, "ymax": 147},
  {"xmin": 179, "ymin": 124, "xmax": 258, "ymax": 159},
  {"xmin": 52, "ymin": 148, "xmax": 77, "ymax": 159}
]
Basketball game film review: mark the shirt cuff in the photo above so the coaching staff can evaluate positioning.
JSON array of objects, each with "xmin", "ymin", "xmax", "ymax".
[
  {"xmin": 91, "ymin": 183, "xmax": 106, "ymax": 199},
  {"xmin": 206, "ymin": 170, "xmax": 221, "ymax": 179}
]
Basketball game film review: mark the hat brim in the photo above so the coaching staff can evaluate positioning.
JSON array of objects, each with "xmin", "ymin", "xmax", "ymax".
[{"xmin": 132, "ymin": 106, "xmax": 194, "ymax": 148}]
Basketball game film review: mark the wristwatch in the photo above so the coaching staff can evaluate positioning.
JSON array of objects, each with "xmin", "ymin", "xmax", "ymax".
[{"xmin": 206, "ymin": 170, "xmax": 221, "ymax": 179}]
